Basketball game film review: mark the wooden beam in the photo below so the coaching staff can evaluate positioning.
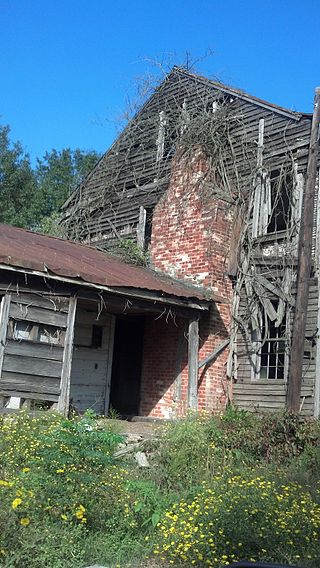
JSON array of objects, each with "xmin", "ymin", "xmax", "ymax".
[
  {"xmin": 252, "ymin": 119, "xmax": 264, "ymax": 239},
  {"xmin": 0, "ymin": 294, "xmax": 11, "ymax": 377},
  {"xmin": 313, "ymin": 173, "xmax": 320, "ymax": 418},
  {"xmin": 57, "ymin": 296, "xmax": 77, "ymax": 415},
  {"xmin": 0, "ymin": 294, "xmax": 11, "ymax": 409},
  {"xmin": 173, "ymin": 322, "xmax": 187, "ymax": 402},
  {"xmin": 103, "ymin": 315, "xmax": 115, "ymax": 415},
  {"xmin": 137, "ymin": 206, "xmax": 147, "ymax": 249},
  {"xmin": 287, "ymin": 88, "xmax": 320, "ymax": 412},
  {"xmin": 198, "ymin": 339, "xmax": 230, "ymax": 369},
  {"xmin": 188, "ymin": 317, "xmax": 199, "ymax": 409}
]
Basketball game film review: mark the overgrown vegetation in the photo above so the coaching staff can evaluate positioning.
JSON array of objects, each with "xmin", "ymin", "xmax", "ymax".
[
  {"xmin": 116, "ymin": 238, "xmax": 150, "ymax": 266},
  {"xmin": 0, "ymin": 410, "xmax": 319, "ymax": 567}
]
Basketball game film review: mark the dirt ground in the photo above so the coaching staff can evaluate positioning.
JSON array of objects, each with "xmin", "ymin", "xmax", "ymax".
[{"xmin": 99, "ymin": 417, "xmax": 164, "ymax": 438}]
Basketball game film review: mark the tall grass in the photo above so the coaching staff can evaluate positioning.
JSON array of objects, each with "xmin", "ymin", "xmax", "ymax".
[{"xmin": 0, "ymin": 409, "xmax": 319, "ymax": 567}]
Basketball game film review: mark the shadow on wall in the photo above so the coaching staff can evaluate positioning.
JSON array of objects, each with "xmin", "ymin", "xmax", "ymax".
[{"xmin": 138, "ymin": 302, "xmax": 229, "ymax": 418}]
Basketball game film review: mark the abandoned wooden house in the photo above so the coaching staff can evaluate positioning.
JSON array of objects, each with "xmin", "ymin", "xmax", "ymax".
[
  {"xmin": 1, "ymin": 67, "xmax": 319, "ymax": 417},
  {"xmin": 0, "ymin": 223, "xmax": 215, "ymax": 416}
]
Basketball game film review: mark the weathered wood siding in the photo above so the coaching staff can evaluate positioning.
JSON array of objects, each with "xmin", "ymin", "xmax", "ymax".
[
  {"xmin": 62, "ymin": 68, "xmax": 312, "ymax": 252},
  {"xmin": 59, "ymin": 67, "xmax": 317, "ymax": 417},
  {"xmin": 70, "ymin": 306, "xmax": 114, "ymax": 414},
  {"xmin": 0, "ymin": 290, "xmax": 72, "ymax": 406},
  {"xmin": 234, "ymin": 278, "xmax": 318, "ymax": 416}
]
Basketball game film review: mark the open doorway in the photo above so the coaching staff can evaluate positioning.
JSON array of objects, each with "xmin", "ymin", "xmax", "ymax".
[{"xmin": 109, "ymin": 316, "xmax": 145, "ymax": 417}]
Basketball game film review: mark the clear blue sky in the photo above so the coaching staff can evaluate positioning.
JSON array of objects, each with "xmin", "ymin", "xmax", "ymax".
[{"xmin": 1, "ymin": 0, "xmax": 319, "ymax": 163}]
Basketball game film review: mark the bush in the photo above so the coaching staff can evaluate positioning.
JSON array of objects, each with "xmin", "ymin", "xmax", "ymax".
[
  {"xmin": 0, "ymin": 411, "xmax": 143, "ymax": 566},
  {"xmin": 154, "ymin": 410, "xmax": 320, "ymax": 489},
  {"xmin": 0, "ymin": 410, "xmax": 319, "ymax": 567},
  {"xmin": 153, "ymin": 474, "xmax": 320, "ymax": 567}
]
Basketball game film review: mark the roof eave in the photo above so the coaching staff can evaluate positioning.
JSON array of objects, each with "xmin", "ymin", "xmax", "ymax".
[
  {"xmin": 172, "ymin": 66, "xmax": 306, "ymax": 121},
  {"xmin": 0, "ymin": 263, "xmax": 211, "ymax": 312}
]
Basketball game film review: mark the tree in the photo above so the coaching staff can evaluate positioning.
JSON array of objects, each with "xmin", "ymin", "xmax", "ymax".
[
  {"xmin": 35, "ymin": 147, "xmax": 100, "ymax": 234},
  {"xmin": 0, "ymin": 122, "xmax": 101, "ymax": 235},
  {"xmin": 35, "ymin": 148, "xmax": 100, "ymax": 217},
  {"xmin": 0, "ymin": 124, "xmax": 38, "ymax": 228}
]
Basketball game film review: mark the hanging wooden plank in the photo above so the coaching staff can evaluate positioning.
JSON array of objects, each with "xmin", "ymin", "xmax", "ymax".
[
  {"xmin": 188, "ymin": 317, "xmax": 199, "ymax": 409},
  {"xmin": 57, "ymin": 296, "xmax": 77, "ymax": 415}
]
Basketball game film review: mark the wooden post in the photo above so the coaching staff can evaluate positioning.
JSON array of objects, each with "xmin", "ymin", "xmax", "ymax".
[
  {"xmin": 0, "ymin": 294, "xmax": 11, "ymax": 376},
  {"xmin": 287, "ymin": 88, "xmax": 320, "ymax": 412},
  {"xmin": 313, "ymin": 172, "xmax": 320, "ymax": 418},
  {"xmin": 57, "ymin": 296, "xmax": 77, "ymax": 415},
  {"xmin": 0, "ymin": 294, "xmax": 11, "ymax": 409},
  {"xmin": 137, "ymin": 206, "xmax": 147, "ymax": 249},
  {"xmin": 188, "ymin": 317, "xmax": 199, "ymax": 409},
  {"xmin": 103, "ymin": 315, "xmax": 115, "ymax": 415}
]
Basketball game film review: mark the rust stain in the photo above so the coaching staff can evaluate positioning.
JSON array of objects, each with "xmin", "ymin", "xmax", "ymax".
[{"xmin": 0, "ymin": 224, "xmax": 218, "ymax": 303}]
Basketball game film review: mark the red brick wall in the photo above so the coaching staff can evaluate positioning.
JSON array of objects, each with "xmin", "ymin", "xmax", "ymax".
[
  {"xmin": 139, "ymin": 316, "xmax": 187, "ymax": 418},
  {"xmin": 139, "ymin": 149, "xmax": 233, "ymax": 417}
]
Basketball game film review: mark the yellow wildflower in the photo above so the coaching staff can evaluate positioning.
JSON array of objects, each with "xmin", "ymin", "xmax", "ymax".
[
  {"xmin": 12, "ymin": 498, "xmax": 22, "ymax": 509},
  {"xmin": 20, "ymin": 517, "xmax": 30, "ymax": 527},
  {"xmin": 75, "ymin": 504, "xmax": 86, "ymax": 521}
]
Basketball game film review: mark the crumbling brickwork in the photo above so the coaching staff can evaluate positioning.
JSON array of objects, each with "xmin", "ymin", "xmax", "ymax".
[{"xmin": 139, "ymin": 150, "xmax": 233, "ymax": 417}]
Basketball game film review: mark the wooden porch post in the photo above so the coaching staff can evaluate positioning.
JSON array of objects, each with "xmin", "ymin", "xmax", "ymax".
[
  {"xmin": 0, "ymin": 294, "xmax": 11, "ymax": 376},
  {"xmin": 0, "ymin": 295, "xmax": 11, "ymax": 408},
  {"xmin": 57, "ymin": 296, "xmax": 77, "ymax": 415},
  {"xmin": 188, "ymin": 317, "xmax": 199, "ymax": 410}
]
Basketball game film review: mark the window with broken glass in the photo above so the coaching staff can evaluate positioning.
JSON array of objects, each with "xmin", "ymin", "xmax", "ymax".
[
  {"xmin": 260, "ymin": 312, "xmax": 286, "ymax": 380},
  {"xmin": 7, "ymin": 319, "xmax": 65, "ymax": 345},
  {"xmin": 252, "ymin": 169, "xmax": 293, "ymax": 238}
]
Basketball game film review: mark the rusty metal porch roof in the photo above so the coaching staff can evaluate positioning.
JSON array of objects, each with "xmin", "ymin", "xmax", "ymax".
[{"xmin": 0, "ymin": 224, "xmax": 217, "ymax": 305}]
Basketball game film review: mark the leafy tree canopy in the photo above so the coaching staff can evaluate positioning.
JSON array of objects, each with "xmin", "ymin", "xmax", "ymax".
[
  {"xmin": 0, "ymin": 123, "xmax": 100, "ymax": 235},
  {"xmin": 35, "ymin": 147, "xmax": 99, "ymax": 217},
  {"xmin": 0, "ymin": 124, "xmax": 38, "ymax": 228}
]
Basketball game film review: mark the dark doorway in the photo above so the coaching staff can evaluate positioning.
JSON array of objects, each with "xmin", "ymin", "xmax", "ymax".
[{"xmin": 109, "ymin": 316, "xmax": 145, "ymax": 417}]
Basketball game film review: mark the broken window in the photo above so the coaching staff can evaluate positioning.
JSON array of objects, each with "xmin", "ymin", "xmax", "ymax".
[
  {"xmin": 259, "ymin": 304, "xmax": 286, "ymax": 380},
  {"xmin": 8, "ymin": 319, "xmax": 64, "ymax": 345},
  {"xmin": 267, "ymin": 170, "xmax": 292, "ymax": 233},
  {"xmin": 252, "ymin": 169, "xmax": 293, "ymax": 237}
]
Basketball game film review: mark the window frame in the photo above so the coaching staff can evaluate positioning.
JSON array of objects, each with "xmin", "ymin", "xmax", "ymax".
[
  {"xmin": 251, "ymin": 301, "xmax": 290, "ymax": 382},
  {"xmin": 7, "ymin": 318, "xmax": 65, "ymax": 346}
]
